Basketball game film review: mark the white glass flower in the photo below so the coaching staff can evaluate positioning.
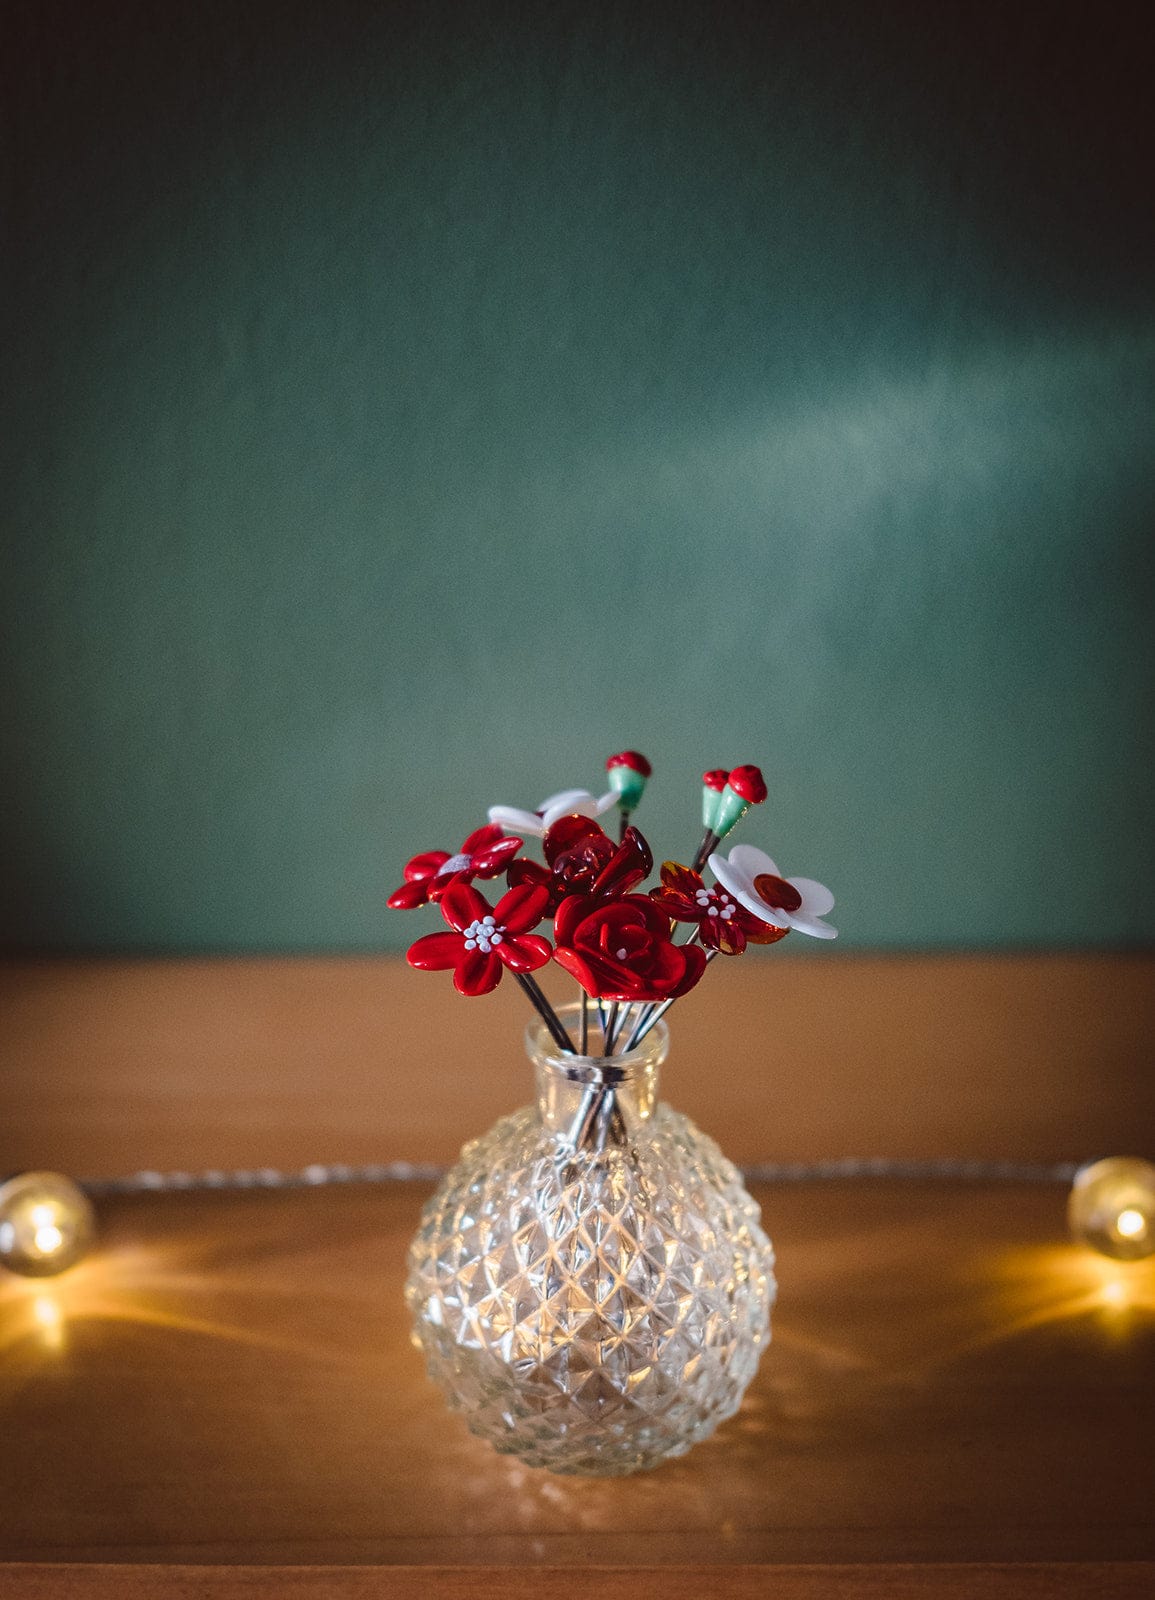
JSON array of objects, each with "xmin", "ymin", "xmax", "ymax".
[
  {"xmin": 708, "ymin": 845, "xmax": 837, "ymax": 939},
  {"xmin": 488, "ymin": 788, "xmax": 617, "ymax": 839}
]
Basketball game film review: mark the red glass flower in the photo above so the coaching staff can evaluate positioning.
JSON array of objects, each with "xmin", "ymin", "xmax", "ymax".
[
  {"xmin": 388, "ymin": 824, "xmax": 523, "ymax": 910},
  {"xmin": 650, "ymin": 861, "xmax": 787, "ymax": 955},
  {"xmin": 407, "ymin": 883, "xmax": 552, "ymax": 996},
  {"xmin": 508, "ymin": 818, "xmax": 653, "ymax": 910},
  {"xmin": 553, "ymin": 893, "xmax": 707, "ymax": 1001}
]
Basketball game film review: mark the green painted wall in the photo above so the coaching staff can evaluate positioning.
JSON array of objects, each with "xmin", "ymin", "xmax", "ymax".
[{"xmin": 2, "ymin": 1, "xmax": 1152, "ymax": 952}]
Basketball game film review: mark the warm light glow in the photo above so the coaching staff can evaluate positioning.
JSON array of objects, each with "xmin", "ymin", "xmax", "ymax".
[
  {"xmin": 32, "ymin": 1295, "xmax": 61, "ymax": 1328},
  {"xmin": 0, "ymin": 1172, "xmax": 95, "ymax": 1278},
  {"xmin": 1116, "ymin": 1208, "xmax": 1147, "ymax": 1241},
  {"xmin": 1068, "ymin": 1156, "xmax": 1155, "ymax": 1262}
]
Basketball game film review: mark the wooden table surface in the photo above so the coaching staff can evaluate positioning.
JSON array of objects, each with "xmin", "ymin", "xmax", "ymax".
[{"xmin": 1, "ymin": 954, "xmax": 1153, "ymax": 1597}]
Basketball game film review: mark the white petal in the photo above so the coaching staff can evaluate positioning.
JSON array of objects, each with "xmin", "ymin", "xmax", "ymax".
[
  {"xmin": 726, "ymin": 844, "xmax": 778, "ymax": 880},
  {"xmin": 707, "ymin": 851, "xmax": 753, "ymax": 900},
  {"xmin": 787, "ymin": 876, "xmax": 835, "ymax": 917},
  {"xmin": 749, "ymin": 899, "xmax": 791, "ymax": 928},
  {"xmin": 711, "ymin": 853, "xmax": 789, "ymax": 925},
  {"xmin": 541, "ymin": 793, "xmax": 601, "ymax": 828},
  {"xmin": 594, "ymin": 789, "xmax": 618, "ymax": 815},
  {"xmin": 789, "ymin": 913, "xmax": 838, "ymax": 939},
  {"xmin": 539, "ymin": 788, "xmax": 593, "ymax": 813},
  {"xmin": 487, "ymin": 805, "xmax": 546, "ymax": 837}
]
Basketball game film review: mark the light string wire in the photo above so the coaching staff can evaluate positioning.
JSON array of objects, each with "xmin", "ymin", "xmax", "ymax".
[{"xmin": 69, "ymin": 1155, "xmax": 1083, "ymax": 1199}]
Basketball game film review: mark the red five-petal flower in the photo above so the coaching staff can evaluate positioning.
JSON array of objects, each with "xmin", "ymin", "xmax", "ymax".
[
  {"xmin": 388, "ymin": 823, "xmax": 523, "ymax": 910},
  {"xmin": 407, "ymin": 882, "xmax": 552, "ymax": 996},
  {"xmin": 650, "ymin": 860, "xmax": 787, "ymax": 955}
]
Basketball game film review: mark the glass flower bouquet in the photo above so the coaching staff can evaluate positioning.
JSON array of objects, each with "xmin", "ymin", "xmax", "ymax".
[{"xmin": 394, "ymin": 754, "xmax": 836, "ymax": 1475}]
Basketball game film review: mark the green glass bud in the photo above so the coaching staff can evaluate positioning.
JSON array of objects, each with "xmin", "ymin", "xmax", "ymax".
[
  {"xmin": 712, "ymin": 784, "xmax": 749, "ymax": 840},
  {"xmin": 700, "ymin": 769, "xmax": 729, "ymax": 832},
  {"xmin": 608, "ymin": 764, "xmax": 647, "ymax": 811}
]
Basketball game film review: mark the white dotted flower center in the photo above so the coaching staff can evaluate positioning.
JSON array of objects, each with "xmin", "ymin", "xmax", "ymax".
[
  {"xmin": 463, "ymin": 915, "xmax": 504, "ymax": 952},
  {"xmin": 440, "ymin": 852, "xmax": 472, "ymax": 875},
  {"xmin": 698, "ymin": 887, "xmax": 735, "ymax": 919}
]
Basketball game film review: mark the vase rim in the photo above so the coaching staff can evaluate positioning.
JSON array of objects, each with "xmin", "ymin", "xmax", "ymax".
[{"xmin": 525, "ymin": 1002, "xmax": 669, "ymax": 1083}]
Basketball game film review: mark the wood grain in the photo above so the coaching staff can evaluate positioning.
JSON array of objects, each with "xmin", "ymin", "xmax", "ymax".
[
  {"xmin": 1, "ymin": 1562, "xmax": 1153, "ymax": 1599},
  {"xmin": 1, "ymin": 953, "xmax": 1151, "ymax": 1176},
  {"xmin": 1, "ymin": 956, "xmax": 1152, "ymax": 1593}
]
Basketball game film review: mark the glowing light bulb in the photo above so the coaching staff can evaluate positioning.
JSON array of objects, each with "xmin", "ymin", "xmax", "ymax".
[
  {"xmin": 1068, "ymin": 1156, "xmax": 1155, "ymax": 1262},
  {"xmin": 1116, "ymin": 1208, "xmax": 1146, "ymax": 1240},
  {"xmin": 0, "ymin": 1172, "xmax": 95, "ymax": 1277}
]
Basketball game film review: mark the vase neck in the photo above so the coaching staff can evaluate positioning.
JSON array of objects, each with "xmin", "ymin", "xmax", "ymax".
[{"xmin": 527, "ymin": 1007, "xmax": 667, "ymax": 1152}]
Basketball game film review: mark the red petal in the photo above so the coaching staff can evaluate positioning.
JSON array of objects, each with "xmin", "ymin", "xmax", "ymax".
[
  {"xmin": 552, "ymin": 945, "xmax": 608, "ymax": 997},
  {"xmin": 670, "ymin": 942, "xmax": 708, "ymax": 996},
  {"xmin": 738, "ymin": 909, "xmax": 789, "ymax": 945},
  {"xmin": 650, "ymin": 886, "xmax": 700, "ymax": 921},
  {"xmin": 388, "ymin": 880, "xmax": 431, "ymax": 910},
  {"xmin": 713, "ymin": 919, "xmax": 746, "ymax": 955},
  {"xmin": 404, "ymin": 850, "xmax": 450, "ymax": 884},
  {"xmin": 471, "ymin": 835, "xmax": 523, "ymax": 875},
  {"xmin": 553, "ymin": 892, "xmax": 600, "ymax": 947},
  {"xmin": 406, "ymin": 932, "xmax": 463, "ymax": 970},
  {"xmin": 639, "ymin": 939, "xmax": 685, "ymax": 995},
  {"xmin": 625, "ymin": 893, "xmax": 674, "ymax": 937},
  {"xmin": 494, "ymin": 882, "xmax": 550, "ymax": 932},
  {"xmin": 461, "ymin": 823, "xmax": 504, "ymax": 854},
  {"xmin": 439, "ymin": 881, "xmax": 492, "ymax": 932},
  {"xmin": 543, "ymin": 814, "xmax": 606, "ymax": 865},
  {"xmin": 426, "ymin": 870, "xmax": 471, "ymax": 903},
  {"xmin": 454, "ymin": 948, "xmax": 503, "ymax": 995},
  {"xmin": 497, "ymin": 933, "xmax": 552, "ymax": 972},
  {"xmin": 592, "ymin": 827, "xmax": 653, "ymax": 897},
  {"xmin": 660, "ymin": 861, "xmax": 702, "ymax": 897}
]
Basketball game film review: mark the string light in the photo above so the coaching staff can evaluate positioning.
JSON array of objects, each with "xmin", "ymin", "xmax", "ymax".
[
  {"xmin": 0, "ymin": 1171, "xmax": 95, "ymax": 1277},
  {"xmin": 1, "ymin": 1156, "xmax": 1152, "ymax": 1278},
  {"xmin": 1067, "ymin": 1156, "xmax": 1155, "ymax": 1262}
]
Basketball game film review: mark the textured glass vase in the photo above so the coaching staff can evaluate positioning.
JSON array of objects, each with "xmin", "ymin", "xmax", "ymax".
[{"xmin": 405, "ymin": 1007, "xmax": 776, "ymax": 1475}]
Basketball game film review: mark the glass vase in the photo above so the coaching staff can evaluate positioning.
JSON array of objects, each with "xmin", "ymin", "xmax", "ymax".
[{"xmin": 405, "ymin": 1005, "xmax": 776, "ymax": 1475}]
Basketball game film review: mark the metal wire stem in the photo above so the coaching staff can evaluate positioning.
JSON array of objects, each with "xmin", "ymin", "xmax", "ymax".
[{"xmin": 69, "ymin": 1154, "xmax": 1085, "ymax": 1198}]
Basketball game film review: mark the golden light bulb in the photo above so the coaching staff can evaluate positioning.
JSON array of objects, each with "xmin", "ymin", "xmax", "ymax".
[
  {"xmin": 1068, "ymin": 1156, "xmax": 1155, "ymax": 1262},
  {"xmin": 0, "ymin": 1171, "xmax": 95, "ymax": 1277}
]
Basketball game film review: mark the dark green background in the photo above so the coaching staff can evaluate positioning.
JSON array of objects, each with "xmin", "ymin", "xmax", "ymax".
[{"xmin": 2, "ymin": 1, "xmax": 1153, "ymax": 952}]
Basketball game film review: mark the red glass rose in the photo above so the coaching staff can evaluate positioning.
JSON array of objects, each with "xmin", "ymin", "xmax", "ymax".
[
  {"xmin": 388, "ymin": 824, "xmax": 522, "ymax": 910},
  {"xmin": 407, "ymin": 882, "xmax": 551, "ymax": 996},
  {"xmin": 553, "ymin": 893, "xmax": 706, "ymax": 1001},
  {"xmin": 508, "ymin": 818, "xmax": 653, "ymax": 910},
  {"xmin": 650, "ymin": 861, "xmax": 787, "ymax": 955}
]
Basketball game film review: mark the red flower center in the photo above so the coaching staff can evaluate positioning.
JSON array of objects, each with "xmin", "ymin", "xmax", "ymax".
[{"xmin": 753, "ymin": 873, "xmax": 803, "ymax": 913}]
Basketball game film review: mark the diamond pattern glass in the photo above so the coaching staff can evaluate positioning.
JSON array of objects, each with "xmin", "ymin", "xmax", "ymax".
[{"xmin": 405, "ymin": 1017, "xmax": 776, "ymax": 1475}]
